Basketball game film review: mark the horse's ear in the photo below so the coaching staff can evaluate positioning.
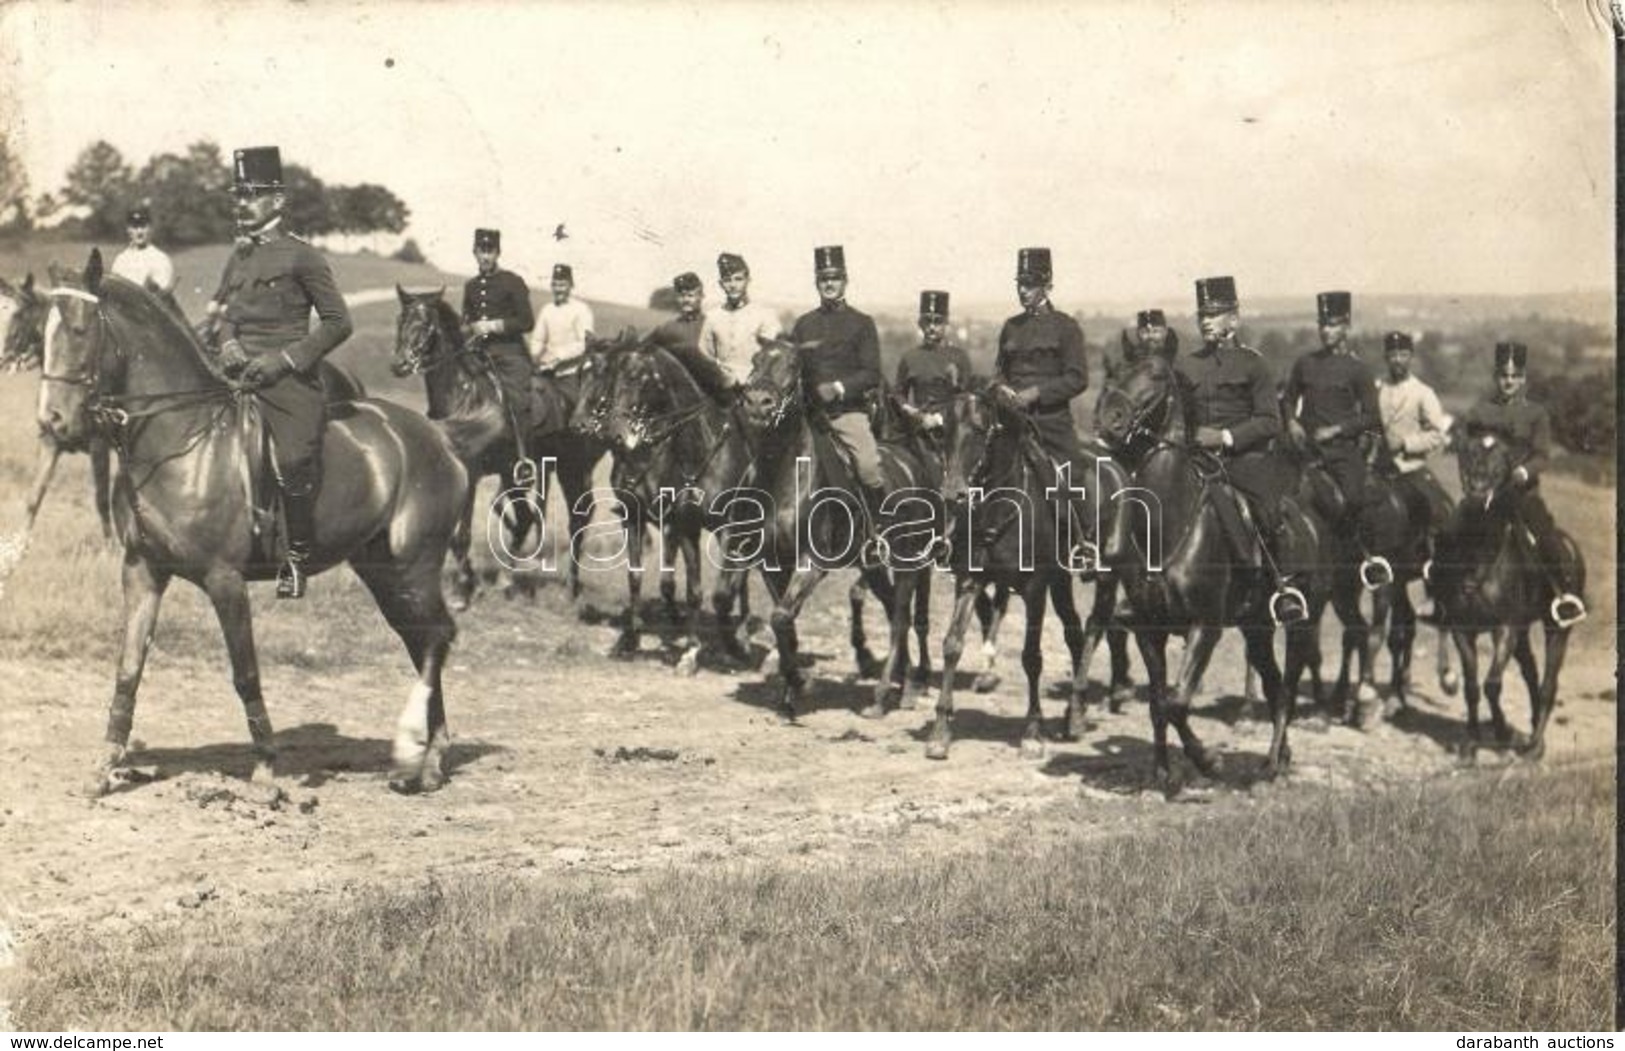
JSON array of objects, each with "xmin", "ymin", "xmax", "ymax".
[
  {"xmin": 21, "ymin": 272, "xmax": 33, "ymax": 294},
  {"xmin": 85, "ymin": 249, "xmax": 104, "ymax": 294},
  {"xmin": 396, "ymin": 283, "xmax": 409, "ymax": 305}
]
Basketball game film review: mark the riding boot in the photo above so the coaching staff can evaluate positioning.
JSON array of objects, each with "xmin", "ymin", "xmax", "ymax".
[
  {"xmin": 1531, "ymin": 524, "xmax": 1586, "ymax": 624},
  {"xmin": 277, "ymin": 484, "xmax": 317, "ymax": 600}
]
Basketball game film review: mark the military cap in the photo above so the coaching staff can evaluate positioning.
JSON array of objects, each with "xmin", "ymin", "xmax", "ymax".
[
  {"xmin": 919, "ymin": 290, "xmax": 950, "ymax": 319},
  {"xmin": 473, "ymin": 228, "xmax": 501, "ymax": 251},
  {"xmin": 1137, "ymin": 309, "xmax": 1166, "ymax": 329},
  {"xmin": 1383, "ymin": 331, "xmax": 1414, "ymax": 353},
  {"xmin": 126, "ymin": 206, "xmax": 152, "ymax": 227},
  {"xmin": 814, "ymin": 245, "xmax": 846, "ymax": 274},
  {"xmin": 232, "ymin": 146, "xmax": 283, "ymax": 193},
  {"xmin": 552, "ymin": 263, "xmax": 574, "ymax": 283},
  {"xmin": 1317, "ymin": 291, "xmax": 1352, "ymax": 325},
  {"xmin": 1195, "ymin": 276, "xmax": 1239, "ymax": 316},
  {"xmin": 673, "ymin": 271, "xmax": 702, "ymax": 293},
  {"xmin": 1016, "ymin": 247, "xmax": 1052, "ymax": 282},
  {"xmin": 717, "ymin": 252, "xmax": 749, "ymax": 277},
  {"xmin": 1494, "ymin": 341, "xmax": 1529, "ymax": 372}
]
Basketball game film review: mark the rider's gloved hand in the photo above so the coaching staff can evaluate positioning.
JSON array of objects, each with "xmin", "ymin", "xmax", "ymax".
[
  {"xmin": 1193, "ymin": 425, "xmax": 1227, "ymax": 450},
  {"xmin": 814, "ymin": 381, "xmax": 841, "ymax": 404},
  {"xmin": 239, "ymin": 354, "xmax": 293, "ymax": 389},
  {"xmin": 217, "ymin": 338, "xmax": 251, "ymax": 376}
]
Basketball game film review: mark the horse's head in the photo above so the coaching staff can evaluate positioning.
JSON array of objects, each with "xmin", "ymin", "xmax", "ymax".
[
  {"xmin": 1458, "ymin": 430, "xmax": 1517, "ymax": 508},
  {"xmin": 740, "ymin": 335, "xmax": 805, "ymax": 435},
  {"xmin": 37, "ymin": 251, "xmax": 112, "ymax": 448},
  {"xmin": 604, "ymin": 344, "xmax": 678, "ymax": 453},
  {"xmin": 392, "ymin": 285, "xmax": 453, "ymax": 377},
  {"xmin": 940, "ymin": 388, "xmax": 997, "ymax": 506},
  {"xmin": 1, "ymin": 273, "xmax": 46, "ymax": 371},
  {"xmin": 1096, "ymin": 354, "xmax": 1178, "ymax": 456}
]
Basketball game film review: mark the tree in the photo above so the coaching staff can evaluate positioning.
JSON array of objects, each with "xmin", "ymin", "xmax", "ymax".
[
  {"xmin": 62, "ymin": 140, "xmax": 133, "ymax": 240},
  {"xmin": 280, "ymin": 163, "xmax": 333, "ymax": 236},
  {"xmin": 0, "ymin": 136, "xmax": 29, "ymax": 232},
  {"xmin": 134, "ymin": 141, "xmax": 234, "ymax": 246},
  {"xmin": 332, "ymin": 182, "xmax": 409, "ymax": 234}
]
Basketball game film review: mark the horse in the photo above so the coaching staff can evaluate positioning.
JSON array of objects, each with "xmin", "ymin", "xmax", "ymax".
[
  {"xmin": 734, "ymin": 337, "xmax": 942, "ymax": 722},
  {"xmin": 391, "ymin": 287, "xmax": 603, "ymax": 608},
  {"xmin": 925, "ymin": 389, "xmax": 1128, "ymax": 760},
  {"xmin": 1094, "ymin": 354, "xmax": 1330, "ymax": 784},
  {"xmin": 38, "ymin": 250, "xmax": 467, "ymax": 795},
  {"xmin": 4, "ymin": 271, "xmax": 115, "ymax": 544},
  {"xmin": 566, "ymin": 339, "xmax": 754, "ymax": 669},
  {"xmin": 1429, "ymin": 432, "xmax": 1583, "ymax": 759},
  {"xmin": 1283, "ymin": 445, "xmax": 1457, "ymax": 722}
]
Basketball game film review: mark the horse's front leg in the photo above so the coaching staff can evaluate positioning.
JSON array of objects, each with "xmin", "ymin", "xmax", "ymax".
[
  {"xmin": 1169, "ymin": 625, "xmax": 1223, "ymax": 778},
  {"xmin": 900, "ymin": 568, "xmax": 933, "ymax": 711},
  {"xmin": 1451, "ymin": 629, "xmax": 1482, "ymax": 752},
  {"xmin": 1017, "ymin": 575, "xmax": 1049, "ymax": 758},
  {"xmin": 863, "ymin": 569, "xmax": 916, "ymax": 719},
  {"xmin": 675, "ymin": 525, "xmax": 705, "ymax": 676},
  {"xmin": 203, "ymin": 567, "xmax": 277, "ymax": 784},
  {"xmin": 768, "ymin": 565, "xmax": 829, "ymax": 724},
  {"xmin": 612, "ymin": 513, "xmax": 645, "ymax": 659},
  {"xmin": 1483, "ymin": 625, "xmax": 1516, "ymax": 745},
  {"xmin": 1384, "ymin": 586, "xmax": 1416, "ymax": 716},
  {"xmin": 1050, "ymin": 573, "xmax": 1091, "ymax": 741},
  {"xmin": 1242, "ymin": 621, "xmax": 1291, "ymax": 777},
  {"xmin": 927, "ymin": 576, "xmax": 981, "ymax": 760},
  {"xmin": 91, "ymin": 436, "xmax": 114, "ymax": 542},
  {"xmin": 1526, "ymin": 621, "xmax": 1570, "ymax": 761},
  {"xmin": 972, "ymin": 584, "xmax": 1009, "ymax": 693},
  {"xmin": 84, "ymin": 556, "xmax": 173, "ymax": 797},
  {"xmin": 448, "ymin": 485, "xmax": 478, "ymax": 612}
]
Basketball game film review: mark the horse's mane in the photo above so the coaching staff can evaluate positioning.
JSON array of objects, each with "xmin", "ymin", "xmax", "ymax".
[
  {"xmin": 630, "ymin": 343, "xmax": 710, "ymax": 407},
  {"xmin": 98, "ymin": 275, "xmax": 213, "ymax": 365},
  {"xmin": 426, "ymin": 295, "xmax": 462, "ymax": 335}
]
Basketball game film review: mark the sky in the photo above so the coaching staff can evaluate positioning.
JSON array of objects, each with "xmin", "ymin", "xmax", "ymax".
[{"xmin": 0, "ymin": 0, "xmax": 1615, "ymax": 314}]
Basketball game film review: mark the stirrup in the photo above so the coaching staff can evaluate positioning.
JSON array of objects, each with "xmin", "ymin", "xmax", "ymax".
[
  {"xmin": 276, "ymin": 557, "xmax": 307, "ymax": 600},
  {"xmin": 512, "ymin": 456, "xmax": 539, "ymax": 490},
  {"xmin": 859, "ymin": 534, "xmax": 892, "ymax": 570},
  {"xmin": 1550, "ymin": 593, "xmax": 1587, "ymax": 629},
  {"xmin": 1269, "ymin": 585, "xmax": 1309, "ymax": 627},
  {"xmin": 926, "ymin": 535, "xmax": 954, "ymax": 568},
  {"xmin": 1068, "ymin": 540, "xmax": 1100, "ymax": 575},
  {"xmin": 1359, "ymin": 555, "xmax": 1394, "ymax": 591}
]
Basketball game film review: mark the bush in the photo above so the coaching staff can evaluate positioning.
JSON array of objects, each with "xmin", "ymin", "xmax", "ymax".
[
  {"xmin": 391, "ymin": 237, "xmax": 426, "ymax": 264},
  {"xmin": 1529, "ymin": 369, "xmax": 1615, "ymax": 456}
]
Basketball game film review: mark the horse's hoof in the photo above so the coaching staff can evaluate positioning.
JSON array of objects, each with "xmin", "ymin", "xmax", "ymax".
[
  {"xmin": 925, "ymin": 735, "xmax": 951, "ymax": 761},
  {"xmin": 609, "ymin": 632, "xmax": 639, "ymax": 660},
  {"xmin": 859, "ymin": 701, "xmax": 887, "ymax": 720},
  {"xmin": 1189, "ymin": 748, "xmax": 1222, "ymax": 779},
  {"xmin": 855, "ymin": 650, "xmax": 884, "ymax": 681},
  {"xmin": 449, "ymin": 596, "xmax": 470, "ymax": 613},
  {"xmin": 973, "ymin": 672, "xmax": 1001, "ymax": 694},
  {"xmin": 760, "ymin": 651, "xmax": 780, "ymax": 681},
  {"xmin": 1519, "ymin": 737, "xmax": 1546, "ymax": 762},
  {"xmin": 898, "ymin": 684, "xmax": 925, "ymax": 711},
  {"xmin": 1440, "ymin": 669, "xmax": 1461, "ymax": 696},
  {"xmin": 1108, "ymin": 687, "xmax": 1133, "ymax": 714},
  {"xmin": 675, "ymin": 648, "xmax": 700, "ymax": 677},
  {"xmin": 1355, "ymin": 682, "xmax": 1380, "ymax": 704},
  {"xmin": 78, "ymin": 770, "xmax": 113, "ymax": 799},
  {"xmin": 250, "ymin": 759, "xmax": 278, "ymax": 786},
  {"xmin": 1019, "ymin": 734, "xmax": 1047, "ymax": 759}
]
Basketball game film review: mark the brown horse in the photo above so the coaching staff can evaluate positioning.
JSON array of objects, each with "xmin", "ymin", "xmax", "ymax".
[
  {"xmin": 38, "ymin": 250, "xmax": 467, "ymax": 795},
  {"xmin": 1430, "ymin": 432, "xmax": 1583, "ymax": 759},
  {"xmin": 392, "ymin": 287, "xmax": 603, "ymax": 607},
  {"xmin": 1095, "ymin": 355, "xmax": 1330, "ymax": 784},
  {"xmin": 4, "ymin": 271, "xmax": 115, "ymax": 544}
]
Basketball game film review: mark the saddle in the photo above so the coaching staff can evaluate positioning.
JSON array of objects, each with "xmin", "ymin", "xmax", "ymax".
[
  {"xmin": 238, "ymin": 401, "xmax": 286, "ymax": 565},
  {"xmin": 1203, "ymin": 482, "xmax": 1265, "ymax": 569}
]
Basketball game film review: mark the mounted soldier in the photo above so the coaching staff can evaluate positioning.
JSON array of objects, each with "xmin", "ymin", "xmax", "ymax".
[
  {"xmin": 1375, "ymin": 330, "xmax": 1454, "ymax": 558},
  {"xmin": 648, "ymin": 270, "xmax": 734, "ymax": 404},
  {"xmin": 1177, "ymin": 275, "xmax": 1307, "ymax": 624},
  {"xmin": 788, "ymin": 244, "xmax": 886, "ymax": 525},
  {"xmin": 203, "ymin": 145, "xmax": 354, "ymax": 599},
  {"xmin": 895, "ymin": 289, "xmax": 974, "ymax": 433},
  {"xmin": 460, "ymin": 227, "xmax": 541, "ymax": 441},
  {"xmin": 1283, "ymin": 291, "xmax": 1382, "ymax": 533},
  {"xmin": 1119, "ymin": 308, "xmax": 1179, "ymax": 368},
  {"xmin": 697, "ymin": 251, "xmax": 781, "ymax": 391},
  {"xmin": 989, "ymin": 247, "xmax": 1087, "ymax": 465},
  {"xmin": 111, "ymin": 206, "xmax": 181, "ymax": 318},
  {"xmin": 533, "ymin": 263, "xmax": 594, "ymax": 373},
  {"xmin": 1443, "ymin": 341, "xmax": 1586, "ymax": 625}
]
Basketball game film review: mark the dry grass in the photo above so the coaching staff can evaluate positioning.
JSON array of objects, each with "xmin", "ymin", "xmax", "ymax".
[{"xmin": 10, "ymin": 760, "xmax": 1613, "ymax": 1031}]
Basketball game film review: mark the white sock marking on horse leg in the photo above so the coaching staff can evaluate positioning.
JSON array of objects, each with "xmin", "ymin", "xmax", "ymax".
[{"xmin": 393, "ymin": 682, "xmax": 433, "ymax": 772}]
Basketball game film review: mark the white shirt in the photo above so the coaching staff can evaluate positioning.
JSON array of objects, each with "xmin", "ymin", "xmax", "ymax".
[
  {"xmin": 697, "ymin": 299, "xmax": 781, "ymax": 384},
  {"xmin": 1376, "ymin": 373, "xmax": 1452, "ymax": 474},
  {"xmin": 111, "ymin": 244, "xmax": 177, "ymax": 294},
  {"xmin": 533, "ymin": 297, "xmax": 594, "ymax": 365}
]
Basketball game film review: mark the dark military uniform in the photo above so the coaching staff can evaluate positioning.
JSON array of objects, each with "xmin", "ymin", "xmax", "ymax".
[
  {"xmin": 461, "ymin": 267, "xmax": 537, "ymax": 436},
  {"xmin": 650, "ymin": 311, "xmax": 733, "ymax": 402},
  {"xmin": 1284, "ymin": 348, "xmax": 1382, "ymax": 515},
  {"xmin": 896, "ymin": 342, "xmax": 973, "ymax": 412},
  {"xmin": 1177, "ymin": 339, "xmax": 1293, "ymax": 533},
  {"xmin": 1455, "ymin": 391, "xmax": 1572, "ymax": 580},
  {"xmin": 213, "ymin": 226, "xmax": 352, "ymax": 489},
  {"xmin": 994, "ymin": 305, "xmax": 1088, "ymax": 463}
]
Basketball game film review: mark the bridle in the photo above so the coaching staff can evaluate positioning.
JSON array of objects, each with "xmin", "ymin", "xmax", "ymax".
[
  {"xmin": 742, "ymin": 344, "xmax": 804, "ymax": 433},
  {"xmin": 393, "ymin": 299, "xmax": 459, "ymax": 378},
  {"xmin": 1095, "ymin": 369, "xmax": 1177, "ymax": 460}
]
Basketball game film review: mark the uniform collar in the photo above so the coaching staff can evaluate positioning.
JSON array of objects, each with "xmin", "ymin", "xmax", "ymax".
[
  {"xmin": 819, "ymin": 299, "xmax": 847, "ymax": 313},
  {"xmin": 723, "ymin": 297, "xmax": 749, "ymax": 312}
]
